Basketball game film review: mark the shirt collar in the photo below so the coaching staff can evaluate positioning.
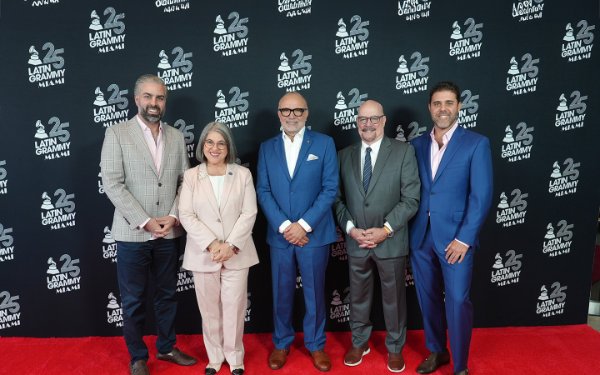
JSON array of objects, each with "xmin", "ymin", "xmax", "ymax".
[
  {"xmin": 362, "ymin": 137, "xmax": 383, "ymax": 153},
  {"xmin": 136, "ymin": 115, "xmax": 163, "ymax": 132},
  {"xmin": 430, "ymin": 121, "xmax": 459, "ymax": 145},
  {"xmin": 282, "ymin": 126, "xmax": 306, "ymax": 142}
]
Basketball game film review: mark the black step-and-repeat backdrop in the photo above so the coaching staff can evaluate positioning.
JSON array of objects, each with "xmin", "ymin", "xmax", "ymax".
[{"xmin": 1, "ymin": 0, "xmax": 599, "ymax": 337}]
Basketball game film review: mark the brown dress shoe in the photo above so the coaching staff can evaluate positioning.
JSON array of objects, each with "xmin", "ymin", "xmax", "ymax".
[
  {"xmin": 268, "ymin": 348, "xmax": 290, "ymax": 370},
  {"xmin": 156, "ymin": 347, "xmax": 197, "ymax": 366},
  {"xmin": 310, "ymin": 350, "xmax": 331, "ymax": 372},
  {"xmin": 387, "ymin": 352, "xmax": 406, "ymax": 373},
  {"xmin": 344, "ymin": 345, "xmax": 370, "ymax": 366},
  {"xmin": 455, "ymin": 369, "xmax": 469, "ymax": 375},
  {"xmin": 130, "ymin": 359, "xmax": 149, "ymax": 375},
  {"xmin": 416, "ymin": 351, "xmax": 450, "ymax": 374}
]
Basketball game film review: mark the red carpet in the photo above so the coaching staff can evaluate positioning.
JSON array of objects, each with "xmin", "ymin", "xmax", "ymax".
[{"xmin": 2, "ymin": 326, "xmax": 600, "ymax": 374}]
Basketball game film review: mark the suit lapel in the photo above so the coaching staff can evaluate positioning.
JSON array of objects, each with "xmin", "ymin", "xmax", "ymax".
[
  {"xmin": 158, "ymin": 122, "xmax": 170, "ymax": 179},
  {"xmin": 420, "ymin": 136, "xmax": 433, "ymax": 183},
  {"xmin": 350, "ymin": 144, "xmax": 365, "ymax": 198},
  {"xmin": 292, "ymin": 129, "xmax": 311, "ymax": 179},
  {"xmin": 128, "ymin": 118, "xmax": 159, "ymax": 176},
  {"xmin": 197, "ymin": 164, "xmax": 220, "ymax": 216},
  {"xmin": 273, "ymin": 136, "xmax": 291, "ymax": 182},
  {"xmin": 219, "ymin": 164, "xmax": 235, "ymax": 213},
  {"xmin": 366, "ymin": 137, "xmax": 391, "ymax": 196},
  {"xmin": 433, "ymin": 125, "xmax": 465, "ymax": 184}
]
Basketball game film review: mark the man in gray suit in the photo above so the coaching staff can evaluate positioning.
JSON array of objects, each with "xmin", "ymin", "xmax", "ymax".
[
  {"xmin": 335, "ymin": 100, "xmax": 420, "ymax": 373},
  {"xmin": 100, "ymin": 74, "xmax": 196, "ymax": 375}
]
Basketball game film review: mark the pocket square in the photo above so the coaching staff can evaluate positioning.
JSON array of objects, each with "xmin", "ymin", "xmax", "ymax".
[{"xmin": 307, "ymin": 153, "xmax": 319, "ymax": 161}]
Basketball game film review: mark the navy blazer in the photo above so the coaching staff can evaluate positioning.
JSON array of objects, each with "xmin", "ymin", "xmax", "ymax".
[
  {"xmin": 257, "ymin": 129, "xmax": 339, "ymax": 248},
  {"xmin": 410, "ymin": 125, "xmax": 493, "ymax": 252}
]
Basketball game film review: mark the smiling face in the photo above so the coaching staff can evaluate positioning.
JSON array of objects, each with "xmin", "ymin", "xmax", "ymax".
[
  {"xmin": 203, "ymin": 130, "xmax": 228, "ymax": 166},
  {"xmin": 134, "ymin": 81, "xmax": 166, "ymax": 125},
  {"xmin": 428, "ymin": 89, "xmax": 461, "ymax": 133},
  {"xmin": 277, "ymin": 92, "xmax": 308, "ymax": 139},
  {"xmin": 357, "ymin": 100, "xmax": 386, "ymax": 145}
]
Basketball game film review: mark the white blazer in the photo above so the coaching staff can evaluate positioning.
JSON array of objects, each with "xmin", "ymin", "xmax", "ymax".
[{"xmin": 179, "ymin": 163, "xmax": 259, "ymax": 272}]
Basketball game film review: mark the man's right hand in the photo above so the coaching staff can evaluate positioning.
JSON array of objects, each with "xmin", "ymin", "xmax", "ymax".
[
  {"xmin": 349, "ymin": 227, "xmax": 375, "ymax": 249},
  {"xmin": 143, "ymin": 218, "xmax": 165, "ymax": 238}
]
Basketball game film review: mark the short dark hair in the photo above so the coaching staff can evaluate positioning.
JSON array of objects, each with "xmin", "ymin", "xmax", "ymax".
[
  {"xmin": 429, "ymin": 81, "xmax": 461, "ymax": 103},
  {"xmin": 134, "ymin": 74, "xmax": 167, "ymax": 98},
  {"xmin": 196, "ymin": 121, "xmax": 237, "ymax": 164}
]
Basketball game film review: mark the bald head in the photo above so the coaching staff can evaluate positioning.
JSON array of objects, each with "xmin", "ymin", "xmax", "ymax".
[
  {"xmin": 357, "ymin": 100, "xmax": 386, "ymax": 144},
  {"xmin": 277, "ymin": 91, "xmax": 309, "ymax": 140}
]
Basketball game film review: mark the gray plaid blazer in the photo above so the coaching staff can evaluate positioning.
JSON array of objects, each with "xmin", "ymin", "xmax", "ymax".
[{"xmin": 100, "ymin": 117, "xmax": 190, "ymax": 242}]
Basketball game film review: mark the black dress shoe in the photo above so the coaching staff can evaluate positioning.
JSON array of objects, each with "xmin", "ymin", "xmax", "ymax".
[
  {"xmin": 205, "ymin": 368, "xmax": 217, "ymax": 375},
  {"xmin": 130, "ymin": 359, "xmax": 149, "ymax": 375},
  {"xmin": 156, "ymin": 347, "xmax": 197, "ymax": 366},
  {"xmin": 455, "ymin": 369, "xmax": 469, "ymax": 375},
  {"xmin": 232, "ymin": 369, "xmax": 244, "ymax": 375},
  {"xmin": 416, "ymin": 351, "xmax": 450, "ymax": 374}
]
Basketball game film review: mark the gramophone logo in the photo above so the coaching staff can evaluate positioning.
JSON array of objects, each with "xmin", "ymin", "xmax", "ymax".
[
  {"xmin": 106, "ymin": 292, "xmax": 123, "ymax": 327},
  {"xmin": 0, "ymin": 160, "xmax": 7, "ymax": 195},
  {"xmin": 459, "ymin": 89, "xmax": 479, "ymax": 129},
  {"xmin": 398, "ymin": 0, "xmax": 431, "ymax": 21},
  {"xmin": 277, "ymin": 0, "xmax": 311, "ymax": 18},
  {"xmin": 214, "ymin": 87, "xmax": 250, "ymax": 128},
  {"xmin": 27, "ymin": 42, "xmax": 66, "ymax": 87},
  {"xmin": 405, "ymin": 266, "xmax": 415, "ymax": 287},
  {"xmin": 33, "ymin": 117, "xmax": 71, "ymax": 160},
  {"xmin": 512, "ymin": 0, "xmax": 544, "ymax": 22},
  {"xmin": 395, "ymin": 51, "xmax": 430, "ymax": 94},
  {"xmin": 495, "ymin": 189, "xmax": 528, "ymax": 228},
  {"xmin": 156, "ymin": 47, "xmax": 193, "ymax": 91},
  {"xmin": 276, "ymin": 49, "xmax": 312, "ymax": 92},
  {"xmin": 548, "ymin": 158, "xmax": 580, "ymax": 197},
  {"xmin": 101, "ymin": 226, "xmax": 117, "ymax": 263},
  {"xmin": 24, "ymin": 0, "xmax": 60, "ymax": 8},
  {"xmin": 176, "ymin": 254, "xmax": 194, "ymax": 293},
  {"xmin": 333, "ymin": 88, "xmax": 368, "ymax": 131},
  {"xmin": 155, "ymin": 0, "xmax": 190, "ymax": 13},
  {"xmin": 88, "ymin": 7, "xmax": 126, "ymax": 53},
  {"xmin": 245, "ymin": 292, "xmax": 252, "ymax": 323},
  {"xmin": 542, "ymin": 220, "xmax": 574, "ymax": 258},
  {"xmin": 448, "ymin": 17, "xmax": 483, "ymax": 61},
  {"xmin": 173, "ymin": 119, "xmax": 196, "ymax": 159},
  {"xmin": 396, "ymin": 121, "xmax": 426, "ymax": 143},
  {"xmin": 213, "ymin": 12, "xmax": 249, "ymax": 57},
  {"xmin": 92, "ymin": 84, "xmax": 129, "ymax": 128},
  {"xmin": 334, "ymin": 15, "xmax": 370, "ymax": 59},
  {"xmin": 555, "ymin": 90, "xmax": 587, "ymax": 131},
  {"xmin": 500, "ymin": 122, "xmax": 534, "ymax": 163},
  {"xmin": 331, "ymin": 227, "xmax": 348, "ymax": 261},
  {"xmin": 0, "ymin": 290, "xmax": 20, "ymax": 331},
  {"xmin": 490, "ymin": 250, "xmax": 523, "ymax": 287},
  {"xmin": 40, "ymin": 188, "xmax": 76, "ymax": 230},
  {"xmin": 536, "ymin": 282, "xmax": 567, "ymax": 318},
  {"xmin": 98, "ymin": 171, "xmax": 105, "ymax": 195},
  {"xmin": 505, "ymin": 53, "xmax": 539, "ymax": 95},
  {"xmin": 46, "ymin": 254, "xmax": 81, "ymax": 294},
  {"xmin": 0, "ymin": 222, "xmax": 14, "ymax": 263},
  {"xmin": 329, "ymin": 287, "xmax": 350, "ymax": 323},
  {"xmin": 561, "ymin": 20, "xmax": 595, "ymax": 62}
]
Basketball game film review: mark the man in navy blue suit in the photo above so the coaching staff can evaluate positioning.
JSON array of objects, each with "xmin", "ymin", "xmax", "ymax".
[
  {"xmin": 410, "ymin": 81, "xmax": 493, "ymax": 375},
  {"xmin": 257, "ymin": 92, "xmax": 338, "ymax": 372}
]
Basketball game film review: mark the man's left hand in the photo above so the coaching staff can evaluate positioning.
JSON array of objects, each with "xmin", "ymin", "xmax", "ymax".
[
  {"xmin": 284, "ymin": 222, "xmax": 308, "ymax": 246},
  {"xmin": 363, "ymin": 227, "xmax": 388, "ymax": 248},
  {"xmin": 445, "ymin": 239, "xmax": 469, "ymax": 264},
  {"xmin": 154, "ymin": 216, "xmax": 177, "ymax": 237}
]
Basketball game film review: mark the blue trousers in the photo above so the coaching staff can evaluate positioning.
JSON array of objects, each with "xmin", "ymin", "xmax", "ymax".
[
  {"xmin": 410, "ymin": 228, "xmax": 474, "ymax": 373},
  {"xmin": 270, "ymin": 244, "xmax": 329, "ymax": 352},
  {"xmin": 117, "ymin": 238, "xmax": 179, "ymax": 363}
]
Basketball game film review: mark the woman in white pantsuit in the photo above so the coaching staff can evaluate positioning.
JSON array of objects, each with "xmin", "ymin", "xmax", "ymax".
[{"xmin": 179, "ymin": 122, "xmax": 259, "ymax": 375}]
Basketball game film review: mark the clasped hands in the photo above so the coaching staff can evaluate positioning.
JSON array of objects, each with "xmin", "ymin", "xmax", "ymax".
[
  {"xmin": 143, "ymin": 216, "xmax": 177, "ymax": 238},
  {"xmin": 350, "ymin": 227, "xmax": 388, "ymax": 249},
  {"xmin": 208, "ymin": 239, "xmax": 237, "ymax": 263},
  {"xmin": 284, "ymin": 222, "xmax": 309, "ymax": 247}
]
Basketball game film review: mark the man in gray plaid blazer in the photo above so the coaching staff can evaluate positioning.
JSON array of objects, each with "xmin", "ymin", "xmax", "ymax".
[{"xmin": 100, "ymin": 74, "xmax": 195, "ymax": 375}]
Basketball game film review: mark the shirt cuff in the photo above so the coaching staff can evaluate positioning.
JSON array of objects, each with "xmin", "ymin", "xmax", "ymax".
[
  {"xmin": 384, "ymin": 222, "xmax": 393, "ymax": 234},
  {"xmin": 278, "ymin": 220, "xmax": 292, "ymax": 234},
  {"xmin": 345, "ymin": 221, "xmax": 355, "ymax": 234},
  {"xmin": 455, "ymin": 238, "xmax": 470, "ymax": 248},
  {"xmin": 169, "ymin": 214, "xmax": 179, "ymax": 226},
  {"xmin": 298, "ymin": 219, "xmax": 312, "ymax": 233},
  {"xmin": 138, "ymin": 218, "xmax": 151, "ymax": 230}
]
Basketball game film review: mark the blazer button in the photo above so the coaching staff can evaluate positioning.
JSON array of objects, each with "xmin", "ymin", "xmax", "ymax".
[
  {"xmin": 217, "ymin": 219, "xmax": 221, "ymax": 223},
  {"xmin": 365, "ymin": 203, "xmax": 369, "ymax": 207},
  {"xmin": 158, "ymin": 183, "xmax": 162, "ymax": 187},
  {"xmin": 156, "ymin": 202, "xmax": 159, "ymax": 205}
]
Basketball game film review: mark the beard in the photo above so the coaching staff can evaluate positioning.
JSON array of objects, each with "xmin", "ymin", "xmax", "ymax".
[{"xmin": 139, "ymin": 105, "xmax": 162, "ymax": 124}]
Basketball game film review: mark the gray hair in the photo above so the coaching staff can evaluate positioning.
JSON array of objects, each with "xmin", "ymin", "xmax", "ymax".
[
  {"xmin": 196, "ymin": 121, "xmax": 237, "ymax": 164},
  {"xmin": 134, "ymin": 74, "xmax": 167, "ymax": 98}
]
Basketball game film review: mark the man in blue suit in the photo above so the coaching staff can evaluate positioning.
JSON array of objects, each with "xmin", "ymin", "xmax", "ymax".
[
  {"xmin": 257, "ymin": 92, "xmax": 338, "ymax": 372},
  {"xmin": 410, "ymin": 81, "xmax": 493, "ymax": 375}
]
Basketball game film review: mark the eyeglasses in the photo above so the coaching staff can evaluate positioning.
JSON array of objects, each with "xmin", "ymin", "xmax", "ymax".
[
  {"xmin": 278, "ymin": 108, "xmax": 308, "ymax": 117},
  {"xmin": 204, "ymin": 140, "xmax": 227, "ymax": 149},
  {"xmin": 357, "ymin": 115, "xmax": 385, "ymax": 125}
]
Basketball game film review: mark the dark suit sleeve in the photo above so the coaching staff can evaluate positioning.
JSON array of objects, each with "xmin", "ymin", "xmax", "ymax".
[
  {"xmin": 456, "ymin": 137, "xmax": 493, "ymax": 246},
  {"xmin": 334, "ymin": 149, "xmax": 353, "ymax": 230},
  {"xmin": 301, "ymin": 136, "xmax": 339, "ymax": 228},
  {"xmin": 385, "ymin": 144, "xmax": 421, "ymax": 231}
]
